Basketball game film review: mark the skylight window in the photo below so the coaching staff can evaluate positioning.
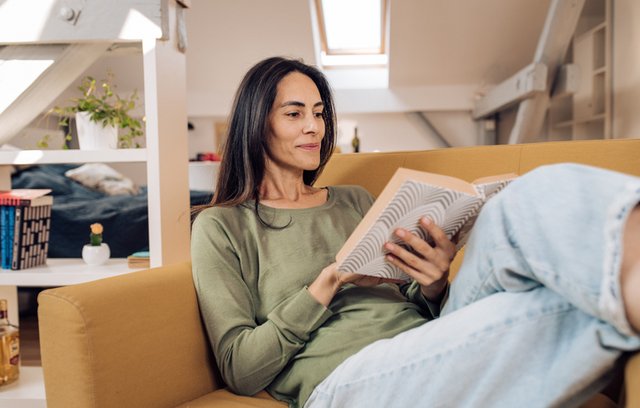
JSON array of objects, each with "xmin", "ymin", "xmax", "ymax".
[{"xmin": 313, "ymin": 0, "xmax": 388, "ymax": 67}]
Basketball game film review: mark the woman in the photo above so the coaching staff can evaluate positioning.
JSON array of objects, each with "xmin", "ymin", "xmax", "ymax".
[{"xmin": 191, "ymin": 56, "xmax": 640, "ymax": 407}]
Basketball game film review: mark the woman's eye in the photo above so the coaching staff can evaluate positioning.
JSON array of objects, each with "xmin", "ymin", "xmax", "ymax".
[
  {"xmin": 314, "ymin": 112, "xmax": 324, "ymax": 118},
  {"xmin": 286, "ymin": 112, "xmax": 300, "ymax": 118}
]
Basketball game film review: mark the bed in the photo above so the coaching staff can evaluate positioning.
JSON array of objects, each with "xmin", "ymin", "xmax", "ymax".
[{"xmin": 11, "ymin": 164, "xmax": 212, "ymax": 258}]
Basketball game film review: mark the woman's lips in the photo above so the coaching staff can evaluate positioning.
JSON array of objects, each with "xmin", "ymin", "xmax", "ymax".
[{"xmin": 297, "ymin": 143, "xmax": 320, "ymax": 151}]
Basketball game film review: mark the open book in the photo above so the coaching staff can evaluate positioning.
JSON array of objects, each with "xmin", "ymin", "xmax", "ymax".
[{"xmin": 336, "ymin": 168, "xmax": 517, "ymax": 282}]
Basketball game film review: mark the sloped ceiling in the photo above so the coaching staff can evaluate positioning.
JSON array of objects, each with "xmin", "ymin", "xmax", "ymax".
[
  {"xmin": 1, "ymin": 0, "xmax": 553, "ymax": 119},
  {"xmin": 185, "ymin": 0, "xmax": 551, "ymax": 115},
  {"xmin": 389, "ymin": 0, "xmax": 551, "ymax": 86}
]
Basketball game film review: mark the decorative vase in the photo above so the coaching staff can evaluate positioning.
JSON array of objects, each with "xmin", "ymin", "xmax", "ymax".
[
  {"xmin": 75, "ymin": 111, "xmax": 118, "ymax": 150},
  {"xmin": 82, "ymin": 243, "xmax": 111, "ymax": 265}
]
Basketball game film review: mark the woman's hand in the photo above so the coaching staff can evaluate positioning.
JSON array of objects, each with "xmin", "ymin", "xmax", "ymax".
[
  {"xmin": 308, "ymin": 263, "xmax": 402, "ymax": 307},
  {"xmin": 384, "ymin": 217, "xmax": 456, "ymax": 302}
]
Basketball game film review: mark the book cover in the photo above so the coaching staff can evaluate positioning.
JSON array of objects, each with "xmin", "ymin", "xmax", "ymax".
[
  {"xmin": 335, "ymin": 168, "xmax": 517, "ymax": 282},
  {"xmin": 11, "ymin": 205, "xmax": 51, "ymax": 270},
  {"xmin": 0, "ymin": 189, "xmax": 53, "ymax": 207}
]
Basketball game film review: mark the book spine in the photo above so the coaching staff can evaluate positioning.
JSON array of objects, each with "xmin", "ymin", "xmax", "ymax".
[
  {"xmin": 0, "ymin": 206, "xmax": 6, "ymax": 270},
  {"xmin": 8, "ymin": 207, "xmax": 14, "ymax": 270},
  {"xmin": 10, "ymin": 207, "xmax": 22, "ymax": 270}
]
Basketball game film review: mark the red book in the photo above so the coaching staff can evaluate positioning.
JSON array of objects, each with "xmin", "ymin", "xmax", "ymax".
[{"xmin": 0, "ymin": 189, "xmax": 53, "ymax": 206}]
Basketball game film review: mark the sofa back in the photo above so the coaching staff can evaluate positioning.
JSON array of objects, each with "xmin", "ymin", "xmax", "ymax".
[
  {"xmin": 316, "ymin": 139, "xmax": 640, "ymax": 195},
  {"xmin": 317, "ymin": 138, "xmax": 640, "ymax": 280}
]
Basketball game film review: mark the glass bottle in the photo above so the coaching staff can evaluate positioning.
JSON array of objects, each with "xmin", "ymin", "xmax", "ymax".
[
  {"xmin": 0, "ymin": 299, "xmax": 19, "ymax": 386},
  {"xmin": 351, "ymin": 127, "xmax": 360, "ymax": 153}
]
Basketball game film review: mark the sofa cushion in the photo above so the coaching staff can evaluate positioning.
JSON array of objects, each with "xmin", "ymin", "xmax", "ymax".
[{"xmin": 176, "ymin": 389, "xmax": 286, "ymax": 407}]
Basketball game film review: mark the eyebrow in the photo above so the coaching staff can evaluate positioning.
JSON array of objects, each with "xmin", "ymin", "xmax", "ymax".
[{"xmin": 280, "ymin": 101, "xmax": 324, "ymax": 108}]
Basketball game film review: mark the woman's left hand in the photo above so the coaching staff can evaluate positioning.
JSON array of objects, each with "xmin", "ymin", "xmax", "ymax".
[{"xmin": 384, "ymin": 217, "xmax": 456, "ymax": 302}]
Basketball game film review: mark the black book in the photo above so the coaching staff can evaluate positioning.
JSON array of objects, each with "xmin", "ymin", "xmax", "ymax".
[{"xmin": 11, "ymin": 205, "xmax": 52, "ymax": 270}]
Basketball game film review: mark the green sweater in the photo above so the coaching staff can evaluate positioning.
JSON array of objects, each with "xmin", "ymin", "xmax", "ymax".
[{"xmin": 191, "ymin": 185, "xmax": 439, "ymax": 407}]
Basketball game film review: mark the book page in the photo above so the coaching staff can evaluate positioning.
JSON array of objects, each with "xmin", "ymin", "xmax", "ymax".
[
  {"xmin": 337, "ymin": 179, "xmax": 482, "ymax": 281},
  {"xmin": 455, "ymin": 174, "xmax": 518, "ymax": 249},
  {"xmin": 471, "ymin": 173, "xmax": 518, "ymax": 199},
  {"xmin": 336, "ymin": 168, "xmax": 478, "ymax": 263}
]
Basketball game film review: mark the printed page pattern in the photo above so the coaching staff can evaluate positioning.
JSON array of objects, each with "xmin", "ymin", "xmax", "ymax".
[{"xmin": 339, "ymin": 180, "xmax": 482, "ymax": 281}]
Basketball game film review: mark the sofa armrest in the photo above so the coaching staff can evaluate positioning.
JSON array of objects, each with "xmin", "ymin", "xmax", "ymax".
[
  {"xmin": 626, "ymin": 352, "xmax": 640, "ymax": 407},
  {"xmin": 38, "ymin": 261, "xmax": 221, "ymax": 408}
]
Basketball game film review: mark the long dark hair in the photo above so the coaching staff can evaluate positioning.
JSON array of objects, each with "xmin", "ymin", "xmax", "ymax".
[{"xmin": 196, "ymin": 57, "xmax": 336, "ymax": 215}]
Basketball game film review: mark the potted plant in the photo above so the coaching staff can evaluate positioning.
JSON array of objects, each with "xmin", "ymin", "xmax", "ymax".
[
  {"xmin": 43, "ymin": 73, "xmax": 144, "ymax": 149},
  {"xmin": 82, "ymin": 223, "xmax": 111, "ymax": 265}
]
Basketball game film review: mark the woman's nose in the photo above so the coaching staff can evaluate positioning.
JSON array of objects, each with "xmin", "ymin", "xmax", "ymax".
[{"xmin": 303, "ymin": 114, "xmax": 319, "ymax": 133}]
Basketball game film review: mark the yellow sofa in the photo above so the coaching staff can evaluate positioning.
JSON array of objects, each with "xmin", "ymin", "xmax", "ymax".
[{"xmin": 38, "ymin": 139, "xmax": 640, "ymax": 407}]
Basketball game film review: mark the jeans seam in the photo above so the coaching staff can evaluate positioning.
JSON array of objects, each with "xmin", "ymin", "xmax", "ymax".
[{"xmin": 599, "ymin": 182, "xmax": 640, "ymax": 336}]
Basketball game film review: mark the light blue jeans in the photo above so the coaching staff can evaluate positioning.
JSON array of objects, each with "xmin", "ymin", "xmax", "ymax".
[{"xmin": 306, "ymin": 163, "xmax": 640, "ymax": 408}]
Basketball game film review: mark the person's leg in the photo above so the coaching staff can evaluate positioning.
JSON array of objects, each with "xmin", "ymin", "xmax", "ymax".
[
  {"xmin": 443, "ymin": 163, "xmax": 640, "ymax": 341},
  {"xmin": 306, "ymin": 288, "xmax": 625, "ymax": 408},
  {"xmin": 621, "ymin": 205, "xmax": 640, "ymax": 332},
  {"xmin": 306, "ymin": 163, "xmax": 640, "ymax": 408}
]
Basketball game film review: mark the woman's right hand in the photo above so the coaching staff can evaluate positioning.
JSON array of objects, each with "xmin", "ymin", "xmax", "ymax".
[{"xmin": 308, "ymin": 263, "xmax": 401, "ymax": 307}]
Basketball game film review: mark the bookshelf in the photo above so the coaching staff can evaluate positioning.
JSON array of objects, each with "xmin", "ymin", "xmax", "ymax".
[
  {"xmin": 0, "ymin": 259, "xmax": 145, "ymax": 287},
  {"xmin": 0, "ymin": 8, "xmax": 191, "ymax": 408},
  {"xmin": 0, "ymin": 148, "xmax": 151, "ymax": 323},
  {"xmin": 0, "ymin": 149, "xmax": 147, "ymax": 166},
  {"xmin": 547, "ymin": 0, "xmax": 611, "ymax": 141}
]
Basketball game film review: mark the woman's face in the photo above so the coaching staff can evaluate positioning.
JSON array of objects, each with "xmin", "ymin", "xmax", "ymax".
[{"xmin": 265, "ymin": 72, "xmax": 325, "ymax": 174}]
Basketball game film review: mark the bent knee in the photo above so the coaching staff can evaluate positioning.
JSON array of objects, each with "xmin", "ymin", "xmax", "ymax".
[{"xmin": 520, "ymin": 163, "xmax": 591, "ymax": 183}]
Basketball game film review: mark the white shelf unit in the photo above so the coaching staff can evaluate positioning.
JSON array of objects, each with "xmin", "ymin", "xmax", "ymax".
[
  {"xmin": 0, "ymin": 366, "xmax": 46, "ymax": 408},
  {"xmin": 0, "ymin": 259, "xmax": 145, "ymax": 287},
  {"xmin": 0, "ymin": 0, "xmax": 192, "ymax": 273},
  {"xmin": 0, "ymin": 148, "xmax": 147, "ymax": 165},
  {"xmin": 0, "ymin": 1, "xmax": 192, "ymax": 404},
  {"xmin": 547, "ymin": 0, "xmax": 611, "ymax": 141},
  {"xmin": 0, "ymin": 148, "xmax": 152, "ymax": 324}
]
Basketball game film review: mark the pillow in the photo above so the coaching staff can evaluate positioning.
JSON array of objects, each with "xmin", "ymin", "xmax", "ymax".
[{"xmin": 65, "ymin": 163, "xmax": 140, "ymax": 196}]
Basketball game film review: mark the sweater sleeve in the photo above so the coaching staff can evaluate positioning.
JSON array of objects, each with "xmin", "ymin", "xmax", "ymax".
[
  {"xmin": 399, "ymin": 280, "xmax": 449, "ymax": 320},
  {"xmin": 191, "ymin": 212, "xmax": 334, "ymax": 395}
]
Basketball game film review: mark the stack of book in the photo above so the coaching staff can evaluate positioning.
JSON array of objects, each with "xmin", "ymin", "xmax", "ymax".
[{"xmin": 0, "ymin": 189, "xmax": 53, "ymax": 270}]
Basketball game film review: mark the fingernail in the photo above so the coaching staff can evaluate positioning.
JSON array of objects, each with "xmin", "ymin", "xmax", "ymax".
[
  {"xmin": 421, "ymin": 217, "xmax": 432, "ymax": 226},
  {"xmin": 395, "ymin": 229, "xmax": 405, "ymax": 238},
  {"xmin": 384, "ymin": 242, "xmax": 394, "ymax": 250}
]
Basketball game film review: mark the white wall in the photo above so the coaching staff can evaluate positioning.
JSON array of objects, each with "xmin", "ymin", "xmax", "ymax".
[
  {"xmin": 187, "ymin": 117, "xmax": 219, "ymax": 160},
  {"xmin": 337, "ymin": 111, "xmax": 478, "ymax": 153},
  {"xmin": 336, "ymin": 113, "xmax": 439, "ymax": 153},
  {"xmin": 185, "ymin": 0, "xmax": 317, "ymax": 117},
  {"xmin": 613, "ymin": 0, "xmax": 640, "ymax": 138}
]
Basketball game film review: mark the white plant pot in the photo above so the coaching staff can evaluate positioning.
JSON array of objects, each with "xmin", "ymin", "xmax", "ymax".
[
  {"xmin": 82, "ymin": 243, "xmax": 111, "ymax": 265},
  {"xmin": 75, "ymin": 111, "xmax": 118, "ymax": 150}
]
